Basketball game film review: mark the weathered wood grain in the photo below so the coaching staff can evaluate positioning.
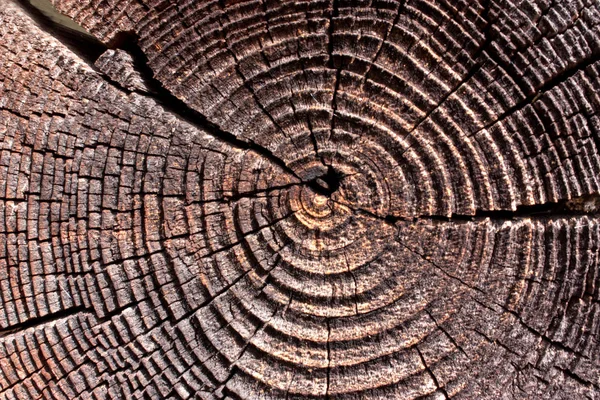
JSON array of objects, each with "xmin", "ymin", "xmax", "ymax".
[{"xmin": 1, "ymin": 0, "xmax": 600, "ymax": 398}]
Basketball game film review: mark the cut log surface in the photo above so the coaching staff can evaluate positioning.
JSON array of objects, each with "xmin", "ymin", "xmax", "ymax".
[{"xmin": 2, "ymin": 0, "xmax": 600, "ymax": 398}]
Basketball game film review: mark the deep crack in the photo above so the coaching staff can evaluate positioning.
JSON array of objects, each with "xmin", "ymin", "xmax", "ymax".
[
  {"xmin": 16, "ymin": 0, "xmax": 325, "ymax": 195},
  {"xmin": 16, "ymin": 0, "xmax": 106, "ymax": 62},
  {"xmin": 336, "ymin": 193, "xmax": 600, "ymax": 225}
]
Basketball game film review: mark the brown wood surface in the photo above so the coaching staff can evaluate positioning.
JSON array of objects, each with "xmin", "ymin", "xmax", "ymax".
[{"xmin": 1, "ymin": 0, "xmax": 600, "ymax": 398}]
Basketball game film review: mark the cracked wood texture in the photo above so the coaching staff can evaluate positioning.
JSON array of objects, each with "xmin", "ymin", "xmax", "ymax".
[{"xmin": 1, "ymin": 0, "xmax": 600, "ymax": 398}]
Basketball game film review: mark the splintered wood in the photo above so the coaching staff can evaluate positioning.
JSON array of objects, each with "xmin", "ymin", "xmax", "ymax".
[{"xmin": 1, "ymin": 0, "xmax": 600, "ymax": 399}]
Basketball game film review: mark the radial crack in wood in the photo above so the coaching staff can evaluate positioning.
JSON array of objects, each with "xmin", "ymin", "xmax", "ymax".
[{"xmin": 1, "ymin": 0, "xmax": 600, "ymax": 399}]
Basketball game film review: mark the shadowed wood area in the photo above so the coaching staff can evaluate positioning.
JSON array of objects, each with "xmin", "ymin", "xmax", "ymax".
[{"xmin": 1, "ymin": 0, "xmax": 600, "ymax": 398}]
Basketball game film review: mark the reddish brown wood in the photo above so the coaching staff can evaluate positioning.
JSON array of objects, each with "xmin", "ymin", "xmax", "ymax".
[{"xmin": 1, "ymin": 0, "xmax": 600, "ymax": 398}]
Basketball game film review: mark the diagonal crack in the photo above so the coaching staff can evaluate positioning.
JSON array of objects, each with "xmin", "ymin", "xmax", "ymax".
[
  {"xmin": 400, "ymin": 0, "xmax": 496, "ymax": 143},
  {"xmin": 15, "ymin": 0, "xmax": 105, "ymax": 63},
  {"xmin": 14, "ymin": 0, "xmax": 339, "ymax": 197},
  {"xmin": 106, "ymin": 32, "xmax": 304, "ymax": 182},
  {"xmin": 0, "ymin": 307, "xmax": 88, "ymax": 338},
  {"xmin": 415, "ymin": 346, "xmax": 450, "ymax": 399}
]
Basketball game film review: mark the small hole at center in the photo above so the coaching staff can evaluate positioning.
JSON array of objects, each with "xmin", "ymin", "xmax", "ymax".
[{"xmin": 310, "ymin": 166, "xmax": 342, "ymax": 197}]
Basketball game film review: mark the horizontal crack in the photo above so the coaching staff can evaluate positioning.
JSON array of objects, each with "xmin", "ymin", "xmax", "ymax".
[
  {"xmin": 335, "ymin": 193, "xmax": 600, "ymax": 225},
  {"xmin": 435, "ymin": 195, "xmax": 600, "ymax": 221}
]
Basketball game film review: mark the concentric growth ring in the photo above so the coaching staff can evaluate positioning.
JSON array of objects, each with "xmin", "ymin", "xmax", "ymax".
[{"xmin": 1, "ymin": 0, "xmax": 600, "ymax": 399}]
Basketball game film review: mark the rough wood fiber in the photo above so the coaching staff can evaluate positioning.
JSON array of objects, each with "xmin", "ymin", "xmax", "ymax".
[{"xmin": 1, "ymin": 0, "xmax": 600, "ymax": 398}]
